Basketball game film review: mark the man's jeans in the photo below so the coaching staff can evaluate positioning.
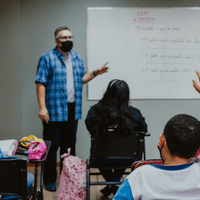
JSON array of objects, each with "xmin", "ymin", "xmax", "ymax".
[{"xmin": 42, "ymin": 103, "xmax": 78, "ymax": 184}]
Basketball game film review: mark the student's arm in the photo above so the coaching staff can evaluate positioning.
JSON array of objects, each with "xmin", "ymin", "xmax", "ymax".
[
  {"xmin": 137, "ymin": 112, "xmax": 148, "ymax": 133},
  {"xmin": 193, "ymin": 71, "xmax": 200, "ymax": 93},
  {"xmin": 129, "ymin": 107, "xmax": 148, "ymax": 133},
  {"xmin": 82, "ymin": 62, "xmax": 109, "ymax": 84},
  {"xmin": 113, "ymin": 179, "xmax": 134, "ymax": 200}
]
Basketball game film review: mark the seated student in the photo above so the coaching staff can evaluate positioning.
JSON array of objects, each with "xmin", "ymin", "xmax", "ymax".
[
  {"xmin": 113, "ymin": 114, "xmax": 200, "ymax": 200},
  {"xmin": 85, "ymin": 79, "xmax": 147, "ymax": 197},
  {"xmin": 0, "ymin": 148, "xmax": 34, "ymax": 200}
]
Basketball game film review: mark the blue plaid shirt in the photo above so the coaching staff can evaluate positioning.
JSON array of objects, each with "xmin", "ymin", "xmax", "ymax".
[{"xmin": 35, "ymin": 47, "xmax": 86, "ymax": 122}]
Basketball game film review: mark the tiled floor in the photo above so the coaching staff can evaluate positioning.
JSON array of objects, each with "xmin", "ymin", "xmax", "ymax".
[{"xmin": 27, "ymin": 166, "xmax": 130, "ymax": 200}]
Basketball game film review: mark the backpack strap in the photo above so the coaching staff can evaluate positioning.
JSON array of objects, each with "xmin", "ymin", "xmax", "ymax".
[{"xmin": 61, "ymin": 148, "xmax": 71, "ymax": 158}]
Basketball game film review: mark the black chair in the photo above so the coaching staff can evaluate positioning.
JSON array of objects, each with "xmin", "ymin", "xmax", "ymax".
[
  {"xmin": 86, "ymin": 131, "xmax": 149, "ymax": 200},
  {"xmin": 0, "ymin": 158, "xmax": 34, "ymax": 200}
]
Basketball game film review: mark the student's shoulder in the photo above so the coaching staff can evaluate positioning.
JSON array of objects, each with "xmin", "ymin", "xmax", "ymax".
[
  {"xmin": 128, "ymin": 164, "xmax": 154, "ymax": 178},
  {"xmin": 88, "ymin": 104, "xmax": 98, "ymax": 114},
  {"xmin": 128, "ymin": 106, "xmax": 142, "ymax": 116},
  {"xmin": 86, "ymin": 104, "xmax": 98, "ymax": 118},
  {"xmin": 128, "ymin": 106, "xmax": 140, "ymax": 112},
  {"xmin": 192, "ymin": 161, "xmax": 200, "ymax": 168}
]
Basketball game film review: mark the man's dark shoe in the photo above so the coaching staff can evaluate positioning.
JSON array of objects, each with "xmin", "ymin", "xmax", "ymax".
[
  {"xmin": 100, "ymin": 185, "xmax": 111, "ymax": 197},
  {"xmin": 111, "ymin": 185, "xmax": 119, "ymax": 195},
  {"xmin": 45, "ymin": 182, "xmax": 56, "ymax": 192}
]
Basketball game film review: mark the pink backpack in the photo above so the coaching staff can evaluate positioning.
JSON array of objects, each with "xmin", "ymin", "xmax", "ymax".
[{"xmin": 57, "ymin": 148, "xmax": 87, "ymax": 200}]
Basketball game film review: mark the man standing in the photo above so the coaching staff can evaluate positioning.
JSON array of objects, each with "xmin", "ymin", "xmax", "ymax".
[{"xmin": 35, "ymin": 26, "xmax": 108, "ymax": 191}]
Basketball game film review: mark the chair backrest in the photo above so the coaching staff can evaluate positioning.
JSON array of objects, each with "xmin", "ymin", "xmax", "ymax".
[
  {"xmin": 90, "ymin": 131, "xmax": 146, "ymax": 165},
  {"xmin": 0, "ymin": 158, "xmax": 28, "ymax": 200}
]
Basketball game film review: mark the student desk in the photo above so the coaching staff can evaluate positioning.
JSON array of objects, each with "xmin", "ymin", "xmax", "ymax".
[{"xmin": 16, "ymin": 140, "xmax": 51, "ymax": 200}]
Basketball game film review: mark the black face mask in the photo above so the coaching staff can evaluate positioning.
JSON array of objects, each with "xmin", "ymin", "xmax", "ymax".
[
  {"xmin": 157, "ymin": 145, "xmax": 164, "ymax": 162},
  {"xmin": 60, "ymin": 41, "xmax": 73, "ymax": 52}
]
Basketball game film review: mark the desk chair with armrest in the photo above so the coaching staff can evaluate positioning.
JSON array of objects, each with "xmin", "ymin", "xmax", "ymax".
[
  {"xmin": 131, "ymin": 159, "xmax": 163, "ymax": 171},
  {"xmin": 0, "ymin": 140, "xmax": 51, "ymax": 200},
  {"xmin": 86, "ymin": 131, "xmax": 150, "ymax": 200},
  {"xmin": 15, "ymin": 140, "xmax": 51, "ymax": 200},
  {"xmin": 0, "ymin": 158, "xmax": 34, "ymax": 200}
]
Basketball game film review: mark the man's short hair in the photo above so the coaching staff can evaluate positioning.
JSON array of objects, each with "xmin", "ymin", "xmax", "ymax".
[
  {"xmin": 163, "ymin": 114, "xmax": 200, "ymax": 159},
  {"xmin": 54, "ymin": 26, "xmax": 70, "ymax": 39}
]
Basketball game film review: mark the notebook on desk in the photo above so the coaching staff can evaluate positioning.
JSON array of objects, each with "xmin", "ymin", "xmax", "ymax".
[{"xmin": 0, "ymin": 139, "xmax": 18, "ymax": 156}]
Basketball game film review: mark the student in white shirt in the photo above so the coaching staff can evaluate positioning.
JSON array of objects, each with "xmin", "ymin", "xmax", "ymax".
[{"xmin": 113, "ymin": 114, "xmax": 200, "ymax": 200}]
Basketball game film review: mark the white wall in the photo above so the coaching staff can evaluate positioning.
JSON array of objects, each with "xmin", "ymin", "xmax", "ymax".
[
  {"xmin": 1, "ymin": 0, "xmax": 200, "ymax": 160},
  {"xmin": 0, "ymin": 0, "xmax": 21, "ymax": 139}
]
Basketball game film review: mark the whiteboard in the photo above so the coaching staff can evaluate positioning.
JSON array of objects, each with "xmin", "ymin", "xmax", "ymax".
[{"xmin": 87, "ymin": 7, "xmax": 200, "ymax": 100}]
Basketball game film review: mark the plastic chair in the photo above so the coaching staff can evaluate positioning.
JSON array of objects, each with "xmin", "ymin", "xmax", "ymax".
[
  {"xmin": 86, "ymin": 131, "xmax": 149, "ymax": 200},
  {"xmin": 0, "ymin": 158, "xmax": 34, "ymax": 200},
  {"xmin": 131, "ymin": 159, "xmax": 163, "ymax": 171}
]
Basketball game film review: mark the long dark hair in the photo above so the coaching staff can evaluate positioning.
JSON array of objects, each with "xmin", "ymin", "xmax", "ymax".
[{"xmin": 85, "ymin": 79, "xmax": 135, "ymax": 157}]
